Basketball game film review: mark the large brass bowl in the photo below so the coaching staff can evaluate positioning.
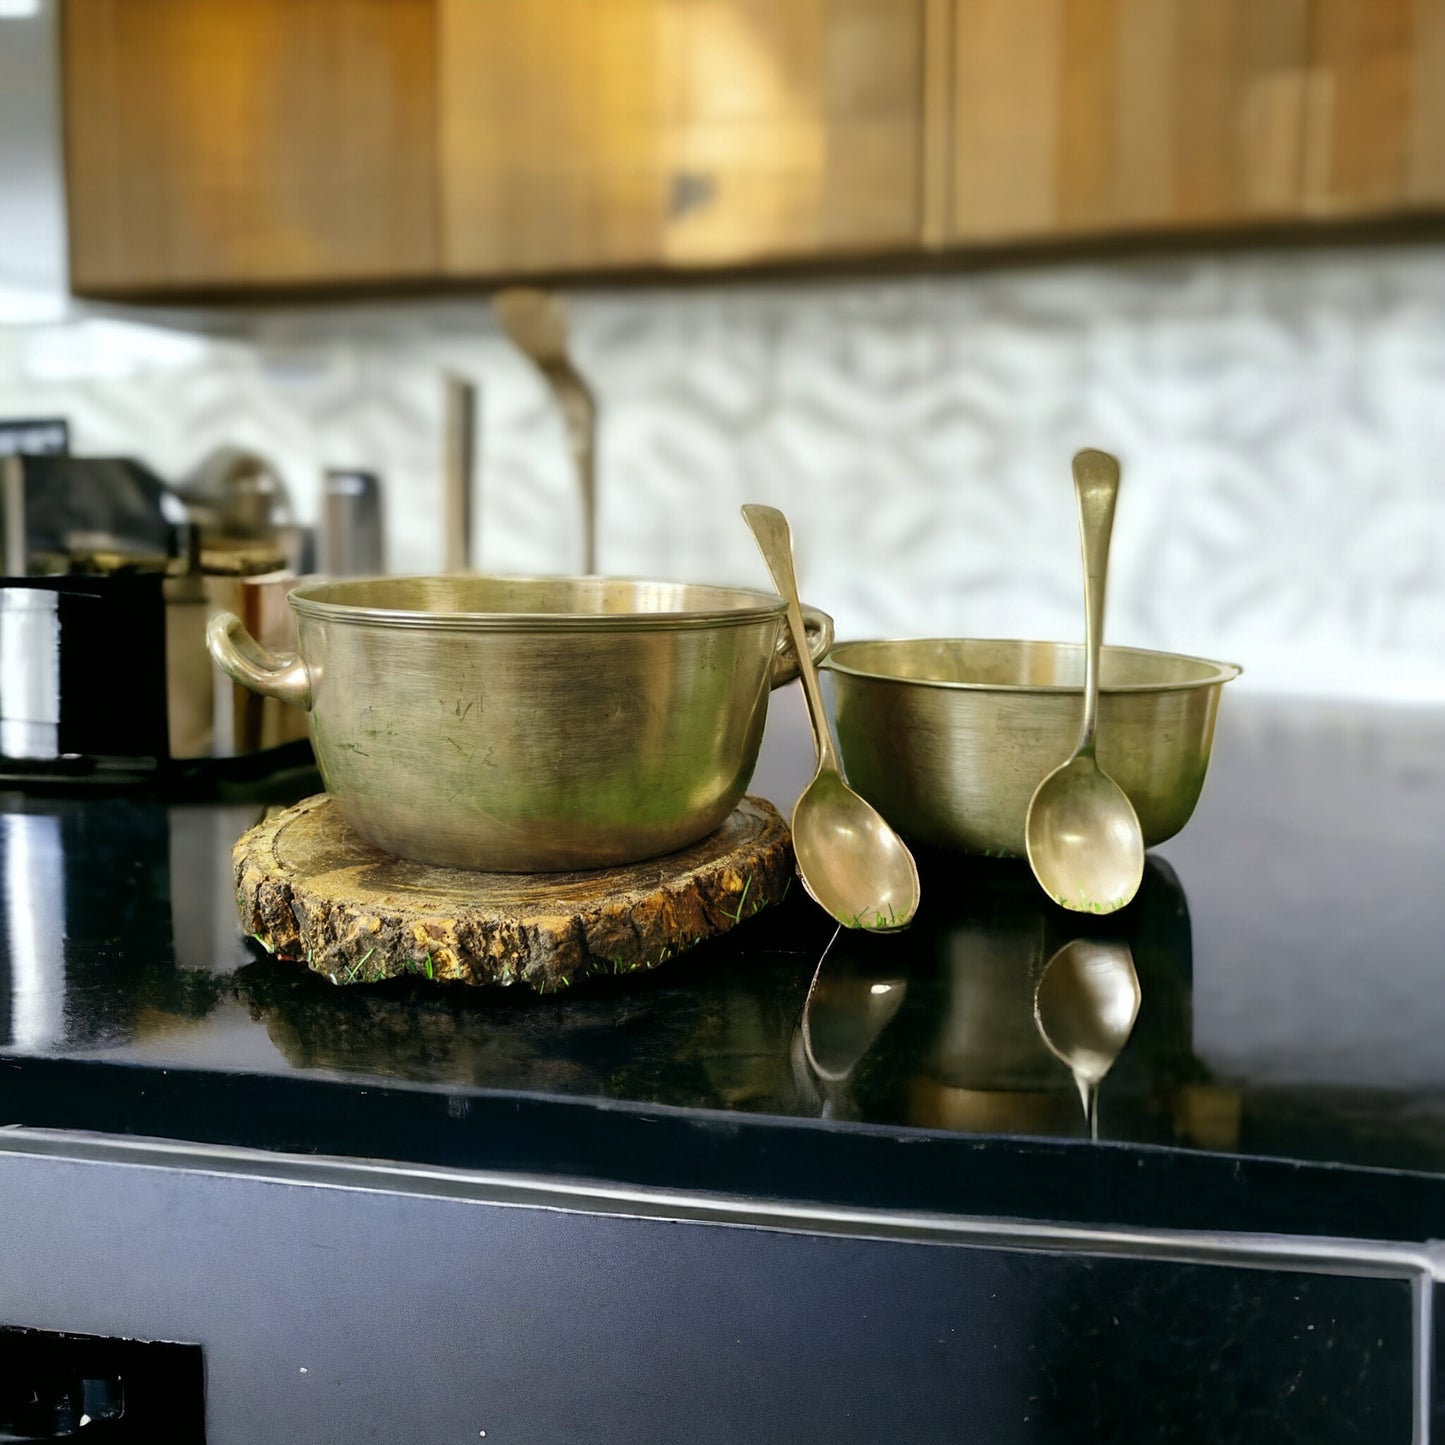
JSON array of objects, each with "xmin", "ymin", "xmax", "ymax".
[
  {"xmin": 824, "ymin": 638, "xmax": 1239, "ymax": 857},
  {"xmin": 209, "ymin": 575, "xmax": 831, "ymax": 872}
]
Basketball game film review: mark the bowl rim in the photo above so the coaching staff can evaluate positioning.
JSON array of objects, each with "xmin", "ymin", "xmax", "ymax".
[
  {"xmin": 288, "ymin": 574, "xmax": 789, "ymax": 632},
  {"xmin": 821, "ymin": 637, "xmax": 1243, "ymax": 694}
]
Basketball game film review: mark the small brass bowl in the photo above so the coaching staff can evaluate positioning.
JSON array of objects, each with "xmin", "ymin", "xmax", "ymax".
[{"xmin": 823, "ymin": 638, "xmax": 1240, "ymax": 858}]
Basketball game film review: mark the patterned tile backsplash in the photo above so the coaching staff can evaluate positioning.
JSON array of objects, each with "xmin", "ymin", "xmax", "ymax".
[{"xmin": 1, "ymin": 246, "xmax": 1443, "ymax": 701}]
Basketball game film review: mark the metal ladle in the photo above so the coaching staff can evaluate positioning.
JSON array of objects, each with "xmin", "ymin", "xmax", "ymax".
[
  {"xmin": 743, "ymin": 504, "xmax": 920, "ymax": 932},
  {"xmin": 1024, "ymin": 449, "xmax": 1145, "ymax": 914},
  {"xmin": 493, "ymin": 288, "xmax": 597, "ymax": 574},
  {"xmin": 1033, "ymin": 937, "xmax": 1141, "ymax": 1140}
]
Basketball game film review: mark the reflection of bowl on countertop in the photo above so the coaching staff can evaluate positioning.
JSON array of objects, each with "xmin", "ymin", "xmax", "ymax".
[
  {"xmin": 905, "ymin": 1079, "xmax": 1082, "ymax": 1137},
  {"xmin": 823, "ymin": 638, "xmax": 1239, "ymax": 857},
  {"xmin": 829, "ymin": 853, "xmax": 1199, "ymax": 1141}
]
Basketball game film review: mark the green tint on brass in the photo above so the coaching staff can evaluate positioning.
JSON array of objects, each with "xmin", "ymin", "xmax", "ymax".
[
  {"xmin": 208, "ymin": 574, "xmax": 834, "ymax": 873},
  {"xmin": 1033, "ymin": 937, "xmax": 1142, "ymax": 1140},
  {"xmin": 1025, "ymin": 449, "xmax": 1145, "ymax": 914},
  {"xmin": 825, "ymin": 637, "xmax": 1239, "ymax": 858},
  {"xmin": 742, "ymin": 505, "xmax": 920, "ymax": 933}
]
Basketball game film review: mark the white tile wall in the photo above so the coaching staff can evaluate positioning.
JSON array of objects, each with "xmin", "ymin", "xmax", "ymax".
[{"xmin": 2, "ymin": 247, "xmax": 1443, "ymax": 701}]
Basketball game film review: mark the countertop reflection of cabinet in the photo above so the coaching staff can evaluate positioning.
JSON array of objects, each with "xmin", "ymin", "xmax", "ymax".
[{"xmin": 58, "ymin": 0, "xmax": 1445, "ymax": 298}]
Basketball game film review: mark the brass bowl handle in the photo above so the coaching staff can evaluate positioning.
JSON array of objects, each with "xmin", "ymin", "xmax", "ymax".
[
  {"xmin": 207, "ymin": 611, "xmax": 313, "ymax": 711},
  {"xmin": 769, "ymin": 604, "xmax": 834, "ymax": 689}
]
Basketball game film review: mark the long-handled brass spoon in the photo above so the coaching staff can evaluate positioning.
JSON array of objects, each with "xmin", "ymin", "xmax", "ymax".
[
  {"xmin": 743, "ymin": 504, "xmax": 920, "ymax": 932},
  {"xmin": 1024, "ymin": 449, "xmax": 1145, "ymax": 914},
  {"xmin": 1033, "ymin": 938, "xmax": 1141, "ymax": 1140},
  {"xmin": 493, "ymin": 288, "xmax": 597, "ymax": 574}
]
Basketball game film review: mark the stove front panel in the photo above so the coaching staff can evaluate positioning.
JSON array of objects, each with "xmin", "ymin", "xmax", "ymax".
[{"xmin": 0, "ymin": 1137, "xmax": 1417, "ymax": 1444}]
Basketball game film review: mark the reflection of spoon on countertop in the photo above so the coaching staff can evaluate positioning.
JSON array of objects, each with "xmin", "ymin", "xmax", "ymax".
[
  {"xmin": 1033, "ymin": 938, "xmax": 1141, "ymax": 1139},
  {"xmin": 743, "ymin": 503, "xmax": 921, "ymax": 933},
  {"xmin": 1024, "ymin": 449, "xmax": 1144, "ymax": 914},
  {"xmin": 798, "ymin": 936, "xmax": 907, "ymax": 1118}
]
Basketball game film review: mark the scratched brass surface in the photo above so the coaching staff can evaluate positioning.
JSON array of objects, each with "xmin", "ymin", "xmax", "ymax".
[
  {"xmin": 824, "ymin": 639, "xmax": 1239, "ymax": 858},
  {"xmin": 209, "ymin": 575, "xmax": 832, "ymax": 871}
]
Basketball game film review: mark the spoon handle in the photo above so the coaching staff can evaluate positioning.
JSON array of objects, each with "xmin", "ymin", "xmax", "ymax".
[
  {"xmin": 1071, "ymin": 449, "xmax": 1121, "ymax": 758},
  {"xmin": 742, "ymin": 504, "xmax": 840, "ymax": 773},
  {"xmin": 550, "ymin": 366, "xmax": 597, "ymax": 575}
]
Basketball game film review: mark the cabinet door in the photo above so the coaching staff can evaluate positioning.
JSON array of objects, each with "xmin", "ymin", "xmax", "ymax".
[
  {"xmin": 438, "ymin": 0, "xmax": 925, "ymax": 275},
  {"xmin": 62, "ymin": 0, "xmax": 438, "ymax": 294},
  {"xmin": 1305, "ymin": 0, "xmax": 1445, "ymax": 217},
  {"xmin": 944, "ymin": 0, "xmax": 1309, "ymax": 244}
]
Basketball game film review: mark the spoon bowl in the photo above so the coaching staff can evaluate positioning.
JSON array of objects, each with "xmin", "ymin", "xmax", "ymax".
[
  {"xmin": 1025, "ymin": 449, "xmax": 1145, "ymax": 913},
  {"xmin": 742, "ymin": 504, "xmax": 920, "ymax": 932},
  {"xmin": 1026, "ymin": 757, "xmax": 1145, "ymax": 913},
  {"xmin": 793, "ymin": 768, "xmax": 921, "ymax": 931}
]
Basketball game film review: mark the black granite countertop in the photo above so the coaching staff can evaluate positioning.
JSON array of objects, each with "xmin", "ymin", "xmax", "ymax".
[{"xmin": 1, "ymin": 695, "xmax": 1443, "ymax": 1241}]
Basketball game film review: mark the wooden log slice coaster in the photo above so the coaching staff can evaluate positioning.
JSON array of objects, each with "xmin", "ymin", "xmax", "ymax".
[{"xmin": 235, "ymin": 793, "xmax": 792, "ymax": 993}]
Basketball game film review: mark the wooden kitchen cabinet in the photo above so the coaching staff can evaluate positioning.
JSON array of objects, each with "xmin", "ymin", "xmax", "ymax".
[
  {"xmin": 63, "ymin": 0, "xmax": 925, "ymax": 292},
  {"xmin": 1304, "ymin": 0, "xmax": 1445, "ymax": 217},
  {"xmin": 57, "ymin": 0, "xmax": 1445, "ymax": 297},
  {"xmin": 437, "ymin": 0, "xmax": 926, "ymax": 275},
  {"xmin": 62, "ymin": 0, "xmax": 439, "ymax": 293},
  {"xmin": 939, "ymin": 0, "xmax": 1312, "ymax": 245}
]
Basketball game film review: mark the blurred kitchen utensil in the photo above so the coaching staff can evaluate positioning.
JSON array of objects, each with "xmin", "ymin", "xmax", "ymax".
[
  {"xmin": 210, "ymin": 570, "xmax": 308, "ymax": 758},
  {"xmin": 0, "ymin": 467, "xmax": 308, "ymax": 776},
  {"xmin": 1, "ymin": 455, "xmax": 25, "ymax": 576},
  {"xmin": 19, "ymin": 453, "xmax": 181, "ymax": 563},
  {"xmin": 199, "ymin": 538, "xmax": 308, "ymax": 761},
  {"xmin": 493, "ymin": 288, "xmax": 597, "ymax": 574},
  {"xmin": 0, "ymin": 574, "xmax": 169, "ymax": 764},
  {"xmin": 177, "ymin": 446, "xmax": 291, "ymax": 543},
  {"xmin": 442, "ymin": 374, "xmax": 477, "ymax": 573},
  {"xmin": 742, "ymin": 503, "xmax": 919, "ymax": 932},
  {"xmin": 175, "ymin": 446, "xmax": 315, "ymax": 578},
  {"xmin": 1033, "ymin": 937, "xmax": 1142, "ymax": 1139},
  {"xmin": 319, "ymin": 469, "xmax": 384, "ymax": 577},
  {"xmin": 209, "ymin": 572, "xmax": 832, "ymax": 872},
  {"xmin": 1025, "ymin": 449, "xmax": 1145, "ymax": 914},
  {"xmin": 163, "ymin": 523, "xmax": 214, "ymax": 760}
]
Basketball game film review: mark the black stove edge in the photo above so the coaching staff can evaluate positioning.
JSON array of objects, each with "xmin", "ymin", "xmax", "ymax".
[
  {"xmin": 2, "ymin": 1124, "xmax": 1439, "ymax": 1304},
  {"xmin": 2, "ymin": 1054, "xmax": 1443, "ymax": 1246}
]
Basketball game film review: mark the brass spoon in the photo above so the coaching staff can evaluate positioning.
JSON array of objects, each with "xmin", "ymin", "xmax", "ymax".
[
  {"xmin": 1024, "ymin": 449, "xmax": 1145, "ymax": 914},
  {"xmin": 492, "ymin": 287, "xmax": 598, "ymax": 574},
  {"xmin": 1033, "ymin": 938, "xmax": 1141, "ymax": 1140},
  {"xmin": 743, "ymin": 504, "xmax": 920, "ymax": 932}
]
